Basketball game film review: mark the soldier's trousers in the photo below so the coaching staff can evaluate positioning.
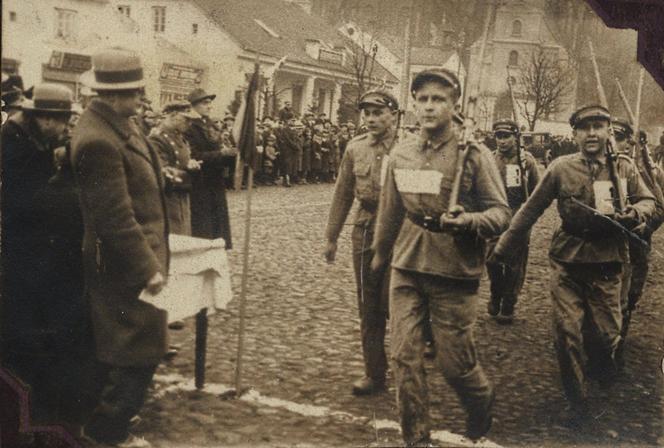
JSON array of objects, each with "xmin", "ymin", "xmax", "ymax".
[
  {"xmin": 486, "ymin": 233, "xmax": 530, "ymax": 306},
  {"xmin": 390, "ymin": 269, "xmax": 492, "ymax": 444},
  {"xmin": 351, "ymin": 223, "xmax": 389, "ymax": 382},
  {"xmin": 550, "ymin": 260, "xmax": 622, "ymax": 406}
]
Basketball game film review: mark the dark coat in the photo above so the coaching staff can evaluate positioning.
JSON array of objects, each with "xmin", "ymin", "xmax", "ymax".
[
  {"xmin": 184, "ymin": 117, "xmax": 234, "ymax": 248},
  {"xmin": 1, "ymin": 113, "xmax": 86, "ymax": 355},
  {"xmin": 71, "ymin": 99, "xmax": 170, "ymax": 367},
  {"xmin": 150, "ymin": 130, "xmax": 193, "ymax": 236}
]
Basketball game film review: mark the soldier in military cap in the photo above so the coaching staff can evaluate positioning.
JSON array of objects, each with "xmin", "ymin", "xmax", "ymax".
[
  {"xmin": 486, "ymin": 118, "xmax": 541, "ymax": 323},
  {"xmin": 610, "ymin": 119, "xmax": 664, "ymax": 356},
  {"xmin": 149, "ymin": 100, "xmax": 201, "ymax": 235},
  {"xmin": 324, "ymin": 89, "xmax": 399, "ymax": 396},
  {"xmin": 371, "ymin": 69, "xmax": 511, "ymax": 444},
  {"xmin": 491, "ymin": 105, "xmax": 655, "ymax": 426}
]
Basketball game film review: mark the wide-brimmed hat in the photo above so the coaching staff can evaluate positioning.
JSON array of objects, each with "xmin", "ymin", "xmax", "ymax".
[
  {"xmin": 88, "ymin": 48, "xmax": 146, "ymax": 91},
  {"xmin": 21, "ymin": 83, "xmax": 73, "ymax": 114},
  {"xmin": 187, "ymin": 88, "xmax": 216, "ymax": 105}
]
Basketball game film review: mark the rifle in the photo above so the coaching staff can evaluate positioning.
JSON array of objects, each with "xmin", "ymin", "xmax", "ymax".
[
  {"xmin": 588, "ymin": 39, "xmax": 626, "ymax": 214},
  {"xmin": 569, "ymin": 197, "xmax": 648, "ymax": 250},
  {"xmin": 506, "ymin": 67, "xmax": 529, "ymax": 199},
  {"xmin": 447, "ymin": 104, "xmax": 478, "ymax": 216}
]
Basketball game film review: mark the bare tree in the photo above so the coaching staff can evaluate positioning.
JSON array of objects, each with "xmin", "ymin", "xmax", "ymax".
[{"xmin": 517, "ymin": 48, "xmax": 575, "ymax": 131}]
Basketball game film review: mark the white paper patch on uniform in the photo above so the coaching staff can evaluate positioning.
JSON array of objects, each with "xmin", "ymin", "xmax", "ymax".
[
  {"xmin": 394, "ymin": 169, "xmax": 443, "ymax": 194},
  {"xmin": 380, "ymin": 155, "xmax": 390, "ymax": 187},
  {"xmin": 505, "ymin": 164, "xmax": 522, "ymax": 188},
  {"xmin": 593, "ymin": 179, "xmax": 627, "ymax": 215}
]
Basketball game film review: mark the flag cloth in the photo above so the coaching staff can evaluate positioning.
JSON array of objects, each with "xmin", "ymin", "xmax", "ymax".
[{"xmin": 234, "ymin": 63, "xmax": 259, "ymax": 171}]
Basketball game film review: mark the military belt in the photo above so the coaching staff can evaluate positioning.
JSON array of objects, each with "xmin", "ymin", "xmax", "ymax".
[
  {"xmin": 407, "ymin": 212, "xmax": 444, "ymax": 233},
  {"xmin": 561, "ymin": 222, "xmax": 615, "ymax": 241}
]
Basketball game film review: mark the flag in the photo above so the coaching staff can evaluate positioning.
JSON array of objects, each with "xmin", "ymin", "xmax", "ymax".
[
  {"xmin": 265, "ymin": 55, "xmax": 287, "ymax": 90},
  {"xmin": 233, "ymin": 63, "xmax": 260, "ymax": 170}
]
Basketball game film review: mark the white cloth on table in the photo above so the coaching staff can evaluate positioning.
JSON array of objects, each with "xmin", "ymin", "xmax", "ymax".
[{"xmin": 140, "ymin": 234, "xmax": 233, "ymax": 323}]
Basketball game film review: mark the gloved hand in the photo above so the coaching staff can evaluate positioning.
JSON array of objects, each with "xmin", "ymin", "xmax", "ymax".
[
  {"xmin": 615, "ymin": 206, "xmax": 642, "ymax": 230},
  {"xmin": 440, "ymin": 205, "xmax": 474, "ymax": 235}
]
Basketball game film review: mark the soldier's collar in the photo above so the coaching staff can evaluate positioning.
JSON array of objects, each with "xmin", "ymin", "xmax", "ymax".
[
  {"xmin": 418, "ymin": 125, "xmax": 454, "ymax": 151},
  {"xmin": 369, "ymin": 128, "xmax": 395, "ymax": 147}
]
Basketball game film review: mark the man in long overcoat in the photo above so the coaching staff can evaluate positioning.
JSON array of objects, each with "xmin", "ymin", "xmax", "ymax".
[
  {"xmin": 184, "ymin": 88, "xmax": 234, "ymax": 247},
  {"xmin": 1, "ymin": 83, "xmax": 91, "ymax": 430},
  {"xmin": 71, "ymin": 48, "xmax": 169, "ymax": 446}
]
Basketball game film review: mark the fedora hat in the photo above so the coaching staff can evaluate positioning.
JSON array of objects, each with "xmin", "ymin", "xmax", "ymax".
[
  {"xmin": 21, "ymin": 83, "xmax": 72, "ymax": 114},
  {"xmin": 89, "ymin": 47, "xmax": 146, "ymax": 91},
  {"xmin": 187, "ymin": 88, "xmax": 216, "ymax": 105}
]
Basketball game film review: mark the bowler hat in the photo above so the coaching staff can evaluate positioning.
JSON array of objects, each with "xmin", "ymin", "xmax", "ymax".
[
  {"xmin": 187, "ymin": 88, "xmax": 216, "ymax": 105},
  {"xmin": 89, "ymin": 48, "xmax": 145, "ymax": 91},
  {"xmin": 21, "ymin": 83, "xmax": 73, "ymax": 114},
  {"xmin": 411, "ymin": 68, "xmax": 461, "ymax": 99},
  {"xmin": 493, "ymin": 118, "xmax": 519, "ymax": 134},
  {"xmin": 358, "ymin": 90, "xmax": 399, "ymax": 111},
  {"xmin": 569, "ymin": 105, "xmax": 610, "ymax": 128},
  {"xmin": 1, "ymin": 86, "xmax": 24, "ymax": 108}
]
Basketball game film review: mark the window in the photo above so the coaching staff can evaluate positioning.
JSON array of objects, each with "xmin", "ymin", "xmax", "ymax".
[
  {"xmin": 118, "ymin": 5, "xmax": 131, "ymax": 17},
  {"xmin": 509, "ymin": 50, "xmax": 519, "ymax": 66},
  {"xmin": 512, "ymin": 20, "xmax": 522, "ymax": 37},
  {"xmin": 9, "ymin": 11, "xmax": 17, "ymax": 21},
  {"xmin": 152, "ymin": 6, "xmax": 166, "ymax": 33},
  {"xmin": 55, "ymin": 8, "xmax": 77, "ymax": 39},
  {"xmin": 192, "ymin": 23, "xmax": 198, "ymax": 34}
]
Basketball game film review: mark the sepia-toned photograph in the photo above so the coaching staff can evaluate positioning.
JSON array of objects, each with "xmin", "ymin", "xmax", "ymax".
[{"xmin": 1, "ymin": 0, "xmax": 663, "ymax": 447}]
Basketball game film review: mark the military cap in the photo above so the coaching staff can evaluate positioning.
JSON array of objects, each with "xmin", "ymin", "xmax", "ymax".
[
  {"xmin": 611, "ymin": 118, "xmax": 633, "ymax": 136},
  {"xmin": 569, "ymin": 104, "xmax": 610, "ymax": 128},
  {"xmin": 411, "ymin": 68, "xmax": 461, "ymax": 99},
  {"xmin": 358, "ymin": 90, "xmax": 399, "ymax": 111},
  {"xmin": 187, "ymin": 88, "xmax": 216, "ymax": 105},
  {"xmin": 2, "ymin": 86, "xmax": 24, "ymax": 107},
  {"xmin": 89, "ymin": 47, "xmax": 146, "ymax": 91},
  {"xmin": 493, "ymin": 118, "xmax": 519, "ymax": 134},
  {"xmin": 21, "ymin": 83, "xmax": 73, "ymax": 114},
  {"xmin": 162, "ymin": 100, "xmax": 191, "ymax": 114},
  {"xmin": 223, "ymin": 114, "xmax": 235, "ymax": 122}
]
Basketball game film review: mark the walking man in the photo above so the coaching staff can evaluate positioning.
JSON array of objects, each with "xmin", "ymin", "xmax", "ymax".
[
  {"xmin": 324, "ymin": 90, "xmax": 399, "ymax": 396},
  {"xmin": 486, "ymin": 118, "xmax": 541, "ymax": 323},
  {"xmin": 71, "ymin": 47, "xmax": 169, "ymax": 446},
  {"xmin": 371, "ymin": 69, "xmax": 511, "ymax": 444},
  {"xmin": 490, "ymin": 106, "xmax": 654, "ymax": 425}
]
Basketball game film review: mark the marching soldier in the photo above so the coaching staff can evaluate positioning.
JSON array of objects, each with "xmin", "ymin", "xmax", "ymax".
[
  {"xmin": 324, "ymin": 90, "xmax": 399, "ymax": 396},
  {"xmin": 491, "ymin": 106, "xmax": 654, "ymax": 426},
  {"xmin": 486, "ymin": 119, "xmax": 541, "ymax": 323},
  {"xmin": 371, "ymin": 69, "xmax": 511, "ymax": 444},
  {"xmin": 611, "ymin": 120, "xmax": 664, "ymax": 350}
]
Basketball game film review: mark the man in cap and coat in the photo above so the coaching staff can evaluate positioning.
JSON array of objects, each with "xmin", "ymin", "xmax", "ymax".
[
  {"xmin": 324, "ymin": 90, "xmax": 399, "ymax": 396},
  {"xmin": 371, "ymin": 69, "xmax": 511, "ymax": 444},
  {"xmin": 71, "ymin": 47, "xmax": 169, "ymax": 446},
  {"xmin": 184, "ymin": 88, "xmax": 234, "ymax": 248},
  {"xmin": 490, "ymin": 105, "xmax": 655, "ymax": 426},
  {"xmin": 150, "ymin": 101, "xmax": 201, "ymax": 236},
  {"xmin": 485, "ymin": 118, "xmax": 541, "ymax": 323},
  {"xmin": 1, "ymin": 83, "xmax": 92, "ymax": 432}
]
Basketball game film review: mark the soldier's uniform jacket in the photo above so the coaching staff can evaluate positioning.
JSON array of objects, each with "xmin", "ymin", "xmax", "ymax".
[
  {"xmin": 633, "ymin": 156, "xmax": 664, "ymax": 232},
  {"xmin": 492, "ymin": 148, "xmax": 540, "ymax": 210},
  {"xmin": 150, "ymin": 130, "xmax": 193, "ymax": 192},
  {"xmin": 496, "ymin": 152, "xmax": 655, "ymax": 264},
  {"xmin": 372, "ymin": 126, "xmax": 511, "ymax": 280},
  {"xmin": 325, "ymin": 130, "xmax": 397, "ymax": 241}
]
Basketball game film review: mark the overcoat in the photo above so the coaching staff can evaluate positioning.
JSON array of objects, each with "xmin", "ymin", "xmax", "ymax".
[
  {"xmin": 71, "ymin": 99, "xmax": 170, "ymax": 367},
  {"xmin": 184, "ymin": 117, "xmax": 234, "ymax": 248}
]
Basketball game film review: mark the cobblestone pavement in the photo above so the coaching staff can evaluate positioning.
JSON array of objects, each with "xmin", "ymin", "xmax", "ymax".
[{"xmin": 137, "ymin": 183, "xmax": 664, "ymax": 447}]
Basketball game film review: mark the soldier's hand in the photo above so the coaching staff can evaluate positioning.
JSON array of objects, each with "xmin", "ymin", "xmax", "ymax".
[
  {"xmin": 615, "ymin": 206, "xmax": 641, "ymax": 229},
  {"xmin": 324, "ymin": 241, "xmax": 337, "ymax": 263},
  {"xmin": 187, "ymin": 159, "xmax": 202, "ymax": 171},
  {"xmin": 440, "ymin": 206, "xmax": 474, "ymax": 235},
  {"xmin": 146, "ymin": 272, "xmax": 166, "ymax": 295}
]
